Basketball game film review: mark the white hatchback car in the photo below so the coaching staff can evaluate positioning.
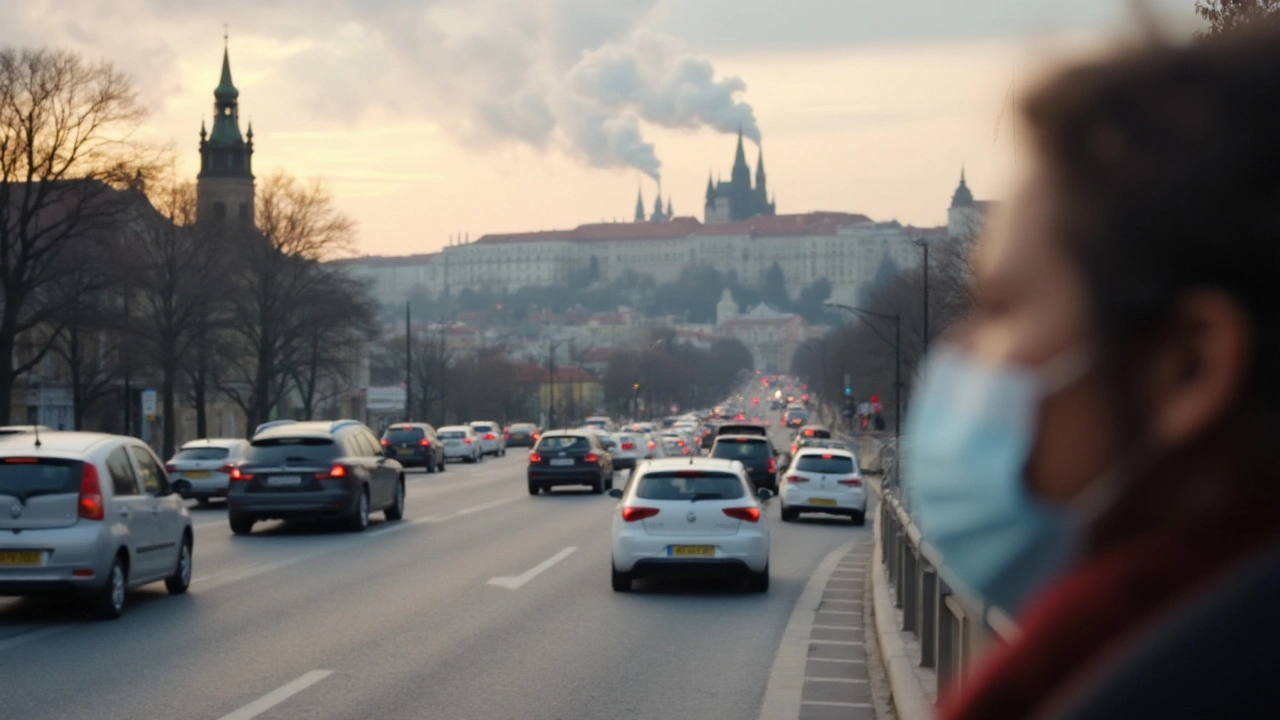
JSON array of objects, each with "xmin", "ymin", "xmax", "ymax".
[
  {"xmin": 779, "ymin": 448, "xmax": 867, "ymax": 525},
  {"xmin": 438, "ymin": 426, "xmax": 483, "ymax": 463},
  {"xmin": 469, "ymin": 421, "xmax": 506, "ymax": 457},
  {"xmin": 166, "ymin": 438, "xmax": 251, "ymax": 505},
  {"xmin": 609, "ymin": 458, "xmax": 771, "ymax": 592}
]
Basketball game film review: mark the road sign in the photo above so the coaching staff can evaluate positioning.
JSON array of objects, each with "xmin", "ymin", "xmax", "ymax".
[{"xmin": 141, "ymin": 389, "xmax": 157, "ymax": 419}]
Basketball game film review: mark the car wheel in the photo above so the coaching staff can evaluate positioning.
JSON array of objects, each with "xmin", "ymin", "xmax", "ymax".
[
  {"xmin": 851, "ymin": 510, "xmax": 866, "ymax": 526},
  {"xmin": 425, "ymin": 458, "xmax": 435, "ymax": 474},
  {"xmin": 748, "ymin": 565, "xmax": 770, "ymax": 593},
  {"xmin": 92, "ymin": 556, "xmax": 127, "ymax": 619},
  {"xmin": 611, "ymin": 563, "xmax": 633, "ymax": 592},
  {"xmin": 196, "ymin": 497, "xmax": 211, "ymax": 507},
  {"xmin": 165, "ymin": 534, "xmax": 193, "ymax": 594},
  {"xmin": 346, "ymin": 488, "xmax": 370, "ymax": 532},
  {"xmin": 385, "ymin": 479, "xmax": 405, "ymax": 521},
  {"xmin": 438, "ymin": 458, "xmax": 446, "ymax": 472},
  {"xmin": 781, "ymin": 506, "xmax": 798, "ymax": 522},
  {"xmin": 527, "ymin": 481, "xmax": 539, "ymax": 496},
  {"xmin": 229, "ymin": 514, "xmax": 255, "ymax": 535},
  {"xmin": 591, "ymin": 475, "xmax": 604, "ymax": 495},
  {"xmin": 501, "ymin": 448, "xmax": 506, "ymax": 457}
]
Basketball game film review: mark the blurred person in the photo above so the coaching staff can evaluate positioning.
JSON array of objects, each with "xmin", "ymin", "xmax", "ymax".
[{"xmin": 905, "ymin": 20, "xmax": 1280, "ymax": 720}]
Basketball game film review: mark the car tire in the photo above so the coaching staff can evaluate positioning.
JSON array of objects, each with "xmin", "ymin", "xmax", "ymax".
[
  {"xmin": 611, "ymin": 564, "xmax": 633, "ymax": 592},
  {"xmin": 346, "ymin": 488, "xmax": 370, "ymax": 532},
  {"xmin": 591, "ymin": 475, "xmax": 604, "ymax": 495},
  {"xmin": 500, "ymin": 448, "xmax": 506, "ymax": 457},
  {"xmin": 425, "ymin": 459, "xmax": 435, "ymax": 474},
  {"xmin": 385, "ymin": 479, "xmax": 405, "ymax": 521},
  {"xmin": 229, "ymin": 514, "xmax": 255, "ymax": 536},
  {"xmin": 92, "ymin": 556, "xmax": 127, "ymax": 620},
  {"xmin": 781, "ymin": 506, "xmax": 798, "ymax": 522},
  {"xmin": 165, "ymin": 534, "xmax": 193, "ymax": 594},
  {"xmin": 196, "ymin": 497, "xmax": 211, "ymax": 507},
  {"xmin": 528, "ymin": 481, "xmax": 539, "ymax": 496},
  {"xmin": 438, "ymin": 458, "xmax": 446, "ymax": 472},
  {"xmin": 851, "ymin": 510, "xmax": 866, "ymax": 526},
  {"xmin": 748, "ymin": 565, "xmax": 770, "ymax": 593}
]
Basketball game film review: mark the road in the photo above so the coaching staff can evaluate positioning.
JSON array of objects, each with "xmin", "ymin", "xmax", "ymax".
[{"xmin": 0, "ymin": 427, "xmax": 870, "ymax": 720}]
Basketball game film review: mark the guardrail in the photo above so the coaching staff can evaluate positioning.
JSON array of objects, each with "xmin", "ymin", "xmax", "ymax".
[{"xmin": 850, "ymin": 433, "xmax": 1019, "ymax": 698}]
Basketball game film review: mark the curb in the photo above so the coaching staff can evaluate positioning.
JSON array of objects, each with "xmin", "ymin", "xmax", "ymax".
[
  {"xmin": 757, "ymin": 537, "xmax": 859, "ymax": 720},
  {"xmin": 871, "ymin": 508, "xmax": 934, "ymax": 720}
]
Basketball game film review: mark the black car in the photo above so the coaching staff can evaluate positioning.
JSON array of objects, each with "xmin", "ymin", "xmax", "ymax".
[
  {"xmin": 506, "ymin": 422, "xmax": 540, "ymax": 448},
  {"xmin": 715, "ymin": 422, "xmax": 768, "ymax": 438},
  {"xmin": 227, "ymin": 420, "xmax": 405, "ymax": 535},
  {"xmin": 709, "ymin": 434, "xmax": 780, "ymax": 492},
  {"xmin": 527, "ymin": 431, "xmax": 614, "ymax": 495},
  {"xmin": 381, "ymin": 423, "xmax": 446, "ymax": 473}
]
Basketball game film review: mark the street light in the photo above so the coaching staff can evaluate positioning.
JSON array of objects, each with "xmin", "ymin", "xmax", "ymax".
[
  {"xmin": 824, "ymin": 301, "xmax": 901, "ymax": 438},
  {"xmin": 913, "ymin": 237, "xmax": 930, "ymax": 352}
]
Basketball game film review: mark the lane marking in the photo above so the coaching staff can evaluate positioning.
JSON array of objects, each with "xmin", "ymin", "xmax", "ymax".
[
  {"xmin": 486, "ymin": 546, "xmax": 577, "ymax": 590},
  {"xmin": 410, "ymin": 495, "xmax": 521, "ymax": 526},
  {"xmin": 0, "ymin": 626, "xmax": 70, "ymax": 653},
  {"xmin": 215, "ymin": 670, "xmax": 334, "ymax": 720}
]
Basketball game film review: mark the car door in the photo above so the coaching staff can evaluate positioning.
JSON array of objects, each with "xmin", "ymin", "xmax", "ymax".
[
  {"xmin": 368, "ymin": 429, "xmax": 397, "ymax": 503},
  {"xmin": 104, "ymin": 446, "xmax": 155, "ymax": 578},
  {"xmin": 120, "ymin": 445, "xmax": 170, "ymax": 581}
]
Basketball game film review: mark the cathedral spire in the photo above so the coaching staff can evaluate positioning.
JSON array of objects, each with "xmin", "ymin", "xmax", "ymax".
[
  {"xmin": 634, "ymin": 187, "xmax": 645, "ymax": 222},
  {"xmin": 732, "ymin": 126, "xmax": 748, "ymax": 174}
]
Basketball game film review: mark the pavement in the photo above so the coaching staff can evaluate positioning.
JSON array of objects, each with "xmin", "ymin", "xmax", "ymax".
[{"xmin": 0, "ymin": 424, "xmax": 888, "ymax": 720}]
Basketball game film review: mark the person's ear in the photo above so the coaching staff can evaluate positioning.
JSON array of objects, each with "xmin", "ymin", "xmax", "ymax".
[{"xmin": 1141, "ymin": 289, "xmax": 1253, "ymax": 446}]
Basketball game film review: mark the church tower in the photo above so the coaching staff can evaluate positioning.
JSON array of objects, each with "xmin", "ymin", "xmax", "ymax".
[
  {"xmin": 728, "ymin": 128, "xmax": 754, "ymax": 222},
  {"xmin": 198, "ymin": 39, "xmax": 255, "ymax": 227}
]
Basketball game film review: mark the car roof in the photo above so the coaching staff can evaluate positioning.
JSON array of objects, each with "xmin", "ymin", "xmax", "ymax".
[
  {"xmin": 795, "ymin": 447, "xmax": 856, "ymax": 458},
  {"xmin": 0, "ymin": 431, "xmax": 123, "ymax": 455},
  {"xmin": 637, "ymin": 457, "xmax": 742, "ymax": 473},
  {"xmin": 539, "ymin": 430, "xmax": 591, "ymax": 438},
  {"xmin": 437, "ymin": 425, "xmax": 472, "ymax": 432},
  {"xmin": 180, "ymin": 438, "xmax": 247, "ymax": 448},
  {"xmin": 799, "ymin": 424, "xmax": 831, "ymax": 431},
  {"xmin": 469, "ymin": 420, "xmax": 496, "ymax": 426},
  {"xmin": 253, "ymin": 420, "xmax": 363, "ymax": 441},
  {"xmin": 715, "ymin": 434, "xmax": 769, "ymax": 443}
]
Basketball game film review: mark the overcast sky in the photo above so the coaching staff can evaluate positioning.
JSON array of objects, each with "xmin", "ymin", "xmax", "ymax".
[{"xmin": 0, "ymin": 1, "xmax": 1199, "ymax": 256}]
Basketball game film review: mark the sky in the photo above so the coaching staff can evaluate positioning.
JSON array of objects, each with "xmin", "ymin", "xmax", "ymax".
[{"xmin": 0, "ymin": 0, "xmax": 1200, "ymax": 257}]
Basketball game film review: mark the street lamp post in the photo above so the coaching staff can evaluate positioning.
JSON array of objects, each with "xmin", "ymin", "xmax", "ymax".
[
  {"xmin": 913, "ymin": 238, "xmax": 930, "ymax": 351},
  {"xmin": 824, "ymin": 301, "xmax": 902, "ymax": 438}
]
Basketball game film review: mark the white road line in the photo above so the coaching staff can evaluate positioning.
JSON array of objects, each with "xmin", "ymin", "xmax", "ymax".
[
  {"xmin": 215, "ymin": 670, "xmax": 334, "ymax": 720},
  {"xmin": 0, "ymin": 626, "xmax": 69, "ymax": 653},
  {"xmin": 486, "ymin": 546, "xmax": 577, "ymax": 590}
]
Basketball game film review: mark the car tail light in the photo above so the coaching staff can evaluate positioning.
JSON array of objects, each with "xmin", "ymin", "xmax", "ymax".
[
  {"xmin": 463, "ymin": 438, "xmax": 473, "ymax": 444},
  {"xmin": 723, "ymin": 507, "xmax": 761, "ymax": 522},
  {"xmin": 584, "ymin": 452, "xmax": 599, "ymax": 464},
  {"xmin": 621, "ymin": 442, "xmax": 635, "ymax": 450},
  {"xmin": 216, "ymin": 463, "xmax": 236, "ymax": 475},
  {"xmin": 504, "ymin": 433, "xmax": 510, "ymax": 440},
  {"xmin": 78, "ymin": 463, "xmax": 105, "ymax": 520},
  {"xmin": 529, "ymin": 453, "xmax": 542, "ymax": 464},
  {"xmin": 533, "ymin": 432, "xmax": 541, "ymax": 440},
  {"xmin": 164, "ymin": 463, "xmax": 177, "ymax": 473},
  {"xmin": 622, "ymin": 507, "xmax": 660, "ymax": 522},
  {"xmin": 318, "ymin": 464, "xmax": 349, "ymax": 480},
  {"xmin": 785, "ymin": 475, "xmax": 808, "ymax": 483},
  {"xmin": 676, "ymin": 470, "xmax": 704, "ymax": 477},
  {"xmin": 839, "ymin": 477, "xmax": 863, "ymax": 487},
  {"xmin": 485, "ymin": 433, "xmax": 496, "ymax": 441},
  {"xmin": 419, "ymin": 438, "xmax": 431, "ymax": 447},
  {"xmin": 381, "ymin": 439, "xmax": 390, "ymax": 447},
  {"xmin": 647, "ymin": 441, "xmax": 656, "ymax": 450},
  {"xmin": 822, "ymin": 453, "xmax": 833, "ymax": 459},
  {"xmin": 790, "ymin": 445, "xmax": 799, "ymax": 455},
  {"xmin": 767, "ymin": 458, "xmax": 776, "ymax": 474},
  {"xmin": 230, "ymin": 467, "xmax": 254, "ymax": 482}
]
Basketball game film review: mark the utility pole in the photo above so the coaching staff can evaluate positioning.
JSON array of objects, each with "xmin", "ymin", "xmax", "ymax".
[
  {"xmin": 547, "ymin": 338, "xmax": 557, "ymax": 429},
  {"xmin": 915, "ymin": 238, "xmax": 930, "ymax": 352},
  {"xmin": 824, "ymin": 301, "xmax": 903, "ymax": 440},
  {"xmin": 404, "ymin": 301, "xmax": 412, "ymax": 421}
]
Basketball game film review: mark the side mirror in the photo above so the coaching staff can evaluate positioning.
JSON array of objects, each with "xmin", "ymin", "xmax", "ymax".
[
  {"xmin": 607, "ymin": 488, "xmax": 623, "ymax": 499},
  {"xmin": 757, "ymin": 488, "xmax": 774, "ymax": 502}
]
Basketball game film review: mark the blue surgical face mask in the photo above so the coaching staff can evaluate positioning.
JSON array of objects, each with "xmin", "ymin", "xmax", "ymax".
[{"xmin": 903, "ymin": 346, "xmax": 1092, "ymax": 612}]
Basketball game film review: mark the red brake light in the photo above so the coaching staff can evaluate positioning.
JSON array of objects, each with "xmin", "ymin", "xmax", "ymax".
[
  {"xmin": 785, "ymin": 475, "xmax": 808, "ymax": 483},
  {"xmin": 504, "ymin": 433, "xmax": 510, "ymax": 440},
  {"xmin": 621, "ymin": 442, "xmax": 635, "ymax": 450},
  {"xmin": 485, "ymin": 433, "xmax": 496, "ymax": 440},
  {"xmin": 230, "ymin": 466, "xmax": 254, "ymax": 482},
  {"xmin": 78, "ymin": 463, "xmax": 104, "ymax": 520},
  {"xmin": 622, "ymin": 507, "xmax": 660, "ymax": 522},
  {"xmin": 319, "ymin": 464, "xmax": 348, "ymax": 480},
  {"xmin": 419, "ymin": 438, "xmax": 431, "ymax": 447},
  {"xmin": 767, "ymin": 458, "xmax": 776, "ymax": 474},
  {"xmin": 839, "ymin": 478, "xmax": 863, "ymax": 487},
  {"xmin": 164, "ymin": 463, "xmax": 177, "ymax": 473},
  {"xmin": 723, "ymin": 507, "xmax": 760, "ymax": 522},
  {"xmin": 675, "ymin": 470, "xmax": 704, "ymax": 477},
  {"xmin": 381, "ymin": 439, "xmax": 391, "ymax": 447},
  {"xmin": 529, "ymin": 453, "xmax": 542, "ymax": 464},
  {"xmin": 822, "ymin": 453, "xmax": 833, "ymax": 459},
  {"xmin": 463, "ymin": 438, "xmax": 473, "ymax": 444},
  {"xmin": 584, "ymin": 452, "xmax": 600, "ymax": 464},
  {"xmin": 216, "ymin": 463, "xmax": 235, "ymax": 475}
]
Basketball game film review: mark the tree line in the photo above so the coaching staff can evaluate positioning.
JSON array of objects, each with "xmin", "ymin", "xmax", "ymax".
[{"xmin": 0, "ymin": 46, "xmax": 377, "ymax": 458}]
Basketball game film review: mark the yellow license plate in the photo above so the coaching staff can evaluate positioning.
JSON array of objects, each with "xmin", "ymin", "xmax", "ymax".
[
  {"xmin": 809, "ymin": 498, "xmax": 838, "ymax": 506},
  {"xmin": 670, "ymin": 545, "xmax": 715, "ymax": 557},
  {"xmin": 0, "ymin": 551, "xmax": 41, "ymax": 566},
  {"xmin": 185, "ymin": 471, "xmax": 210, "ymax": 479}
]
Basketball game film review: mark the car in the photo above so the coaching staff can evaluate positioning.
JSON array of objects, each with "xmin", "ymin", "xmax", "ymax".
[
  {"xmin": 583, "ymin": 416, "xmax": 614, "ymax": 433},
  {"xmin": 789, "ymin": 437, "xmax": 855, "ymax": 457},
  {"xmin": 0, "ymin": 425, "xmax": 53, "ymax": 436},
  {"xmin": 709, "ymin": 435, "xmax": 781, "ymax": 492},
  {"xmin": 660, "ymin": 436, "xmax": 691, "ymax": 457},
  {"xmin": 0, "ymin": 431, "xmax": 193, "ymax": 619},
  {"xmin": 438, "ymin": 425, "xmax": 483, "ymax": 463},
  {"xmin": 380, "ymin": 423, "xmax": 446, "ymax": 473},
  {"xmin": 779, "ymin": 448, "xmax": 867, "ymax": 524},
  {"xmin": 227, "ymin": 420, "xmax": 405, "ymax": 535},
  {"xmin": 782, "ymin": 405, "xmax": 811, "ymax": 428},
  {"xmin": 715, "ymin": 422, "xmax": 768, "ymax": 438},
  {"xmin": 166, "ymin": 438, "xmax": 251, "ymax": 504},
  {"xmin": 469, "ymin": 421, "xmax": 506, "ymax": 457},
  {"xmin": 608, "ymin": 458, "xmax": 772, "ymax": 593},
  {"xmin": 506, "ymin": 422, "xmax": 540, "ymax": 448},
  {"xmin": 253, "ymin": 419, "xmax": 296, "ymax": 437},
  {"xmin": 527, "ymin": 431, "xmax": 614, "ymax": 495},
  {"xmin": 795, "ymin": 425, "xmax": 833, "ymax": 442},
  {"xmin": 610, "ymin": 432, "xmax": 644, "ymax": 470},
  {"xmin": 699, "ymin": 423, "xmax": 717, "ymax": 450}
]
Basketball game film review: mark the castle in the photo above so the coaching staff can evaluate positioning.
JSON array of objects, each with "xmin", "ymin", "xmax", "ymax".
[{"xmin": 632, "ymin": 129, "xmax": 776, "ymax": 225}]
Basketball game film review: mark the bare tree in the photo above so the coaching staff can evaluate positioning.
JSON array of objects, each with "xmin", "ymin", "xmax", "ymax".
[
  {"xmin": 1195, "ymin": 0, "xmax": 1280, "ymax": 37},
  {"xmin": 290, "ymin": 269, "xmax": 378, "ymax": 420},
  {"xmin": 0, "ymin": 47, "xmax": 158, "ymax": 422}
]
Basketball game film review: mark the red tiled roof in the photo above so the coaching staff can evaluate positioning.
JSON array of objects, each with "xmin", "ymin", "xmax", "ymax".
[
  {"xmin": 692, "ymin": 212, "xmax": 872, "ymax": 237},
  {"xmin": 473, "ymin": 217, "xmax": 703, "ymax": 246}
]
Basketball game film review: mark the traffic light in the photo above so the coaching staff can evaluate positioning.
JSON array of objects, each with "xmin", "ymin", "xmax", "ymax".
[
  {"xmin": 844, "ymin": 386, "xmax": 852, "ymax": 397},
  {"xmin": 633, "ymin": 383, "xmax": 641, "ymax": 392}
]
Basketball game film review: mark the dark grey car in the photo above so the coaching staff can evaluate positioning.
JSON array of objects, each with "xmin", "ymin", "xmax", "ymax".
[
  {"xmin": 380, "ymin": 423, "xmax": 446, "ymax": 473},
  {"xmin": 227, "ymin": 420, "xmax": 405, "ymax": 534}
]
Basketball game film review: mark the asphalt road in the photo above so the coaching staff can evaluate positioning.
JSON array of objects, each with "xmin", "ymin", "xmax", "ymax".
[{"xmin": 0, "ymin": 425, "xmax": 870, "ymax": 720}]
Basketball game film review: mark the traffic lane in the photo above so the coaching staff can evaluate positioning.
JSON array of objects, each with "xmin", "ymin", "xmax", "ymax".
[
  {"xmin": 0, "ymin": 476, "xmax": 623, "ymax": 719},
  {"xmin": 277, "ymin": 496, "xmax": 870, "ymax": 720},
  {"xmin": 0, "ymin": 451, "xmax": 532, "ymax": 640}
]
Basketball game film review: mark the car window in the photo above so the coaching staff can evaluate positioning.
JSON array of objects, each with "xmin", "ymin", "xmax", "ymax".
[
  {"xmin": 172, "ymin": 446, "xmax": 231, "ymax": 461},
  {"xmin": 473, "ymin": 424, "xmax": 493, "ymax": 433},
  {"xmin": 384, "ymin": 427, "xmax": 426, "ymax": 443},
  {"xmin": 105, "ymin": 447, "xmax": 139, "ymax": 497},
  {"xmin": 0, "ymin": 457, "xmax": 80, "ymax": 499},
  {"xmin": 247, "ymin": 438, "xmax": 339, "ymax": 465},
  {"xmin": 537, "ymin": 436, "xmax": 589, "ymax": 452},
  {"xmin": 794, "ymin": 455, "xmax": 855, "ymax": 474},
  {"xmin": 438, "ymin": 430, "xmax": 466, "ymax": 439},
  {"xmin": 128, "ymin": 446, "xmax": 168, "ymax": 496},
  {"xmin": 634, "ymin": 471, "xmax": 746, "ymax": 500},
  {"xmin": 711, "ymin": 439, "xmax": 770, "ymax": 461}
]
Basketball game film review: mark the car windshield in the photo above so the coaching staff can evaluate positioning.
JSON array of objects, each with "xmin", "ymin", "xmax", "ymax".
[
  {"xmin": 634, "ymin": 471, "xmax": 745, "ymax": 501},
  {"xmin": 472, "ymin": 425, "xmax": 493, "ymax": 433},
  {"xmin": 711, "ymin": 439, "xmax": 770, "ymax": 461},
  {"xmin": 384, "ymin": 428, "xmax": 425, "ymax": 443},
  {"xmin": 172, "ymin": 447, "xmax": 231, "ymax": 461},
  {"xmin": 510, "ymin": 424, "xmax": 535, "ymax": 433},
  {"xmin": 538, "ymin": 436, "xmax": 590, "ymax": 452},
  {"xmin": 794, "ymin": 455, "xmax": 855, "ymax": 474},
  {"xmin": 438, "ymin": 430, "xmax": 467, "ymax": 439},
  {"xmin": 247, "ymin": 438, "xmax": 338, "ymax": 465},
  {"xmin": 0, "ymin": 458, "xmax": 80, "ymax": 500}
]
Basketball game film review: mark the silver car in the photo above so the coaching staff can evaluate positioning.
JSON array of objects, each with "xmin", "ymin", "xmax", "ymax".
[
  {"xmin": 166, "ymin": 438, "xmax": 251, "ymax": 505},
  {"xmin": 469, "ymin": 421, "xmax": 506, "ymax": 457},
  {"xmin": 0, "ymin": 432, "xmax": 193, "ymax": 619},
  {"xmin": 438, "ymin": 426, "xmax": 483, "ymax": 463}
]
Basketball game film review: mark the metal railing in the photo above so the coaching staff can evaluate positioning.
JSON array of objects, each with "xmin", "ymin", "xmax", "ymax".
[{"xmin": 852, "ymin": 433, "xmax": 1019, "ymax": 697}]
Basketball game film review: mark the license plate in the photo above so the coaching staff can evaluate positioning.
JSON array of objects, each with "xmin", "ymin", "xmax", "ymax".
[
  {"xmin": 809, "ymin": 498, "xmax": 838, "ymax": 506},
  {"xmin": 512, "ymin": 434, "xmax": 527, "ymax": 439},
  {"xmin": 397, "ymin": 449, "xmax": 413, "ymax": 456},
  {"xmin": 550, "ymin": 458, "xmax": 573, "ymax": 466},
  {"xmin": 267, "ymin": 475, "xmax": 303, "ymax": 487},
  {"xmin": 446, "ymin": 441, "xmax": 460, "ymax": 446},
  {"xmin": 0, "ymin": 551, "xmax": 41, "ymax": 566},
  {"xmin": 184, "ymin": 471, "xmax": 210, "ymax": 479},
  {"xmin": 670, "ymin": 545, "xmax": 715, "ymax": 557}
]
